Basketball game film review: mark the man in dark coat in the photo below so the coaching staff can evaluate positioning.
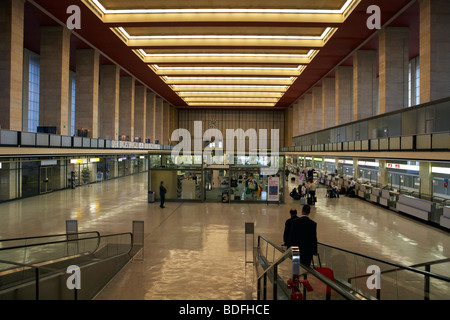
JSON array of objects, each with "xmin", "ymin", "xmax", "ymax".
[
  {"xmin": 159, "ymin": 180, "xmax": 167, "ymax": 208},
  {"xmin": 283, "ymin": 209, "xmax": 299, "ymax": 247},
  {"xmin": 287, "ymin": 205, "xmax": 318, "ymax": 266}
]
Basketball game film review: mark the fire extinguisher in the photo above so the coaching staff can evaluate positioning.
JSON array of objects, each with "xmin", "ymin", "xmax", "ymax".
[{"xmin": 287, "ymin": 274, "xmax": 313, "ymax": 300}]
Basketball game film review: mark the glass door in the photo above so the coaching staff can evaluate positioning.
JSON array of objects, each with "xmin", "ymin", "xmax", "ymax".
[
  {"xmin": 39, "ymin": 166, "xmax": 53, "ymax": 194},
  {"xmin": 203, "ymin": 167, "xmax": 229, "ymax": 202}
]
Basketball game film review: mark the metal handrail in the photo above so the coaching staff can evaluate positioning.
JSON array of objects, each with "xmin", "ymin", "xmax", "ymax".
[
  {"xmin": 349, "ymin": 257, "xmax": 450, "ymax": 281},
  {"xmin": 0, "ymin": 233, "xmax": 101, "ymax": 252},
  {"xmin": 0, "ymin": 232, "xmax": 134, "ymax": 300},
  {"xmin": 0, "ymin": 259, "xmax": 65, "ymax": 300},
  {"xmin": 346, "ymin": 256, "xmax": 450, "ymax": 300},
  {"xmin": 0, "ymin": 231, "xmax": 100, "ymax": 244},
  {"xmin": 256, "ymin": 235, "xmax": 450, "ymax": 300},
  {"xmin": 95, "ymin": 232, "xmax": 134, "ymax": 256},
  {"xmin": 319, "ymin": 242, "xmax": 450, "ymax": 284},
  {"xmin": 256, "ymin": 235, "xmax": 361, "ymax": 300}
]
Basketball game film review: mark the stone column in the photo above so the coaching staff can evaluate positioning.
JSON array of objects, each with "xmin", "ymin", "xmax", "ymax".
[
  {"xmin": 312, "ymin": 87, "xmax": 322, "ymax": 132},
  {"xmin": 419, "ymin": 162, "xmax": 433, "ymax": 197},
  {"xmin": 39, "ymin": 26, "xmax": 71, "ymax": 135},
  {"xmin": 0, "ymin": 0, "xmax": 24, "ymax": 131},
  {"xmin": 292, "ymin": 101, "xmax": 300, "ymax": 137},
  {"xmin": 298, "ymin": 98, "xmax": 305, "ymax": 136},
  {"xmin": 169, "ymin": 105, "xmax": 178, "ymax": 142},
  {"xmin": 419, "ymin": 0, "xmax": 450, "ymax": 104},
  {"xmin": 304, "ymin": 93, "xmax": 313, "ymax": 134},
  {"xmin": 163, "ymin": 101, "xmax": 170, "ymax": 145},
  {"xmin": 99, "ymin": 64, "xmax": 120, "ymax": 140},
  {"xmin": 146, "ymin": 92, "xmax": 156, "ymax": 143},
  {"xmin": 134, "ymin": 85, "xmax": 147, "ymax": 142},
  {"xmin": 75, "ymin": 49, "xmax": 100, "ymax": 138},
  {"xmin": 322, "ymin": 78, "xmax": 335, "ymax": 129},
  {"xmin": 378, "ymin": 160, "xmax": 388, "ymax": 186},
  {"xmin": 154, "ymin": 97, "xmax": 163, "ymax": 144},
  {"xmin": 119, "ymin": 77, "xmax": 135, "ymax": 141},
  {"xmin": 335, "ymin": 66, "xmax": 353, "ymax": 126},
  {"xmin": 353, "ymin": 158, "xmax": 359, "ymax": 179},
  {"xmin": 353, "ymin": 50, "xmax": 377, "ymax": 121},
  {"xmin": 285, "ymin": 106, "xmax": 293, "ymax": 146},
  {"xmin": 379, "ymin": 27, "xmax": 409, "ymax": 114}
]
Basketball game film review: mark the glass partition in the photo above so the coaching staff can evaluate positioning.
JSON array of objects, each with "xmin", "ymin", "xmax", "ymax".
[
  {"xmin": 317, "ymin": 243, "xmax": 450, "ymax": 300},
  {"xmin": 292, "ymin": 97, "xmax": 450, "ymax": 149},
  {"xmin": 0, "ymin": 234, "xmax": 101, "ymax": 273},
  {"xmin": 256, "ymin": 235, "xmax": 450, "ymax": 300},
  {"xmin": 388, "ymin": 172, "xmax": 420, "ymax": 194},
  {"xmin": 148, "ymin": 152, "xmax": 285, "ymax": 202}
]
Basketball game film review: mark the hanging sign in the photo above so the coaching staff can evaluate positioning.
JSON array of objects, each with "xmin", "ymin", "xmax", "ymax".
[{"xmin": 268, "ymin": 177, "xmax": 280, "ymax": 202}]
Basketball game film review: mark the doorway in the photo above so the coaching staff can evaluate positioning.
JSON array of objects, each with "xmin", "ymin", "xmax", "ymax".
[
  {"xmin": 39, "ymin": 166, "xmax": 53, "ymax": 194},
  {"xmin": 203, "ymin": 166, "xmax": 230, "ymax": 202}
]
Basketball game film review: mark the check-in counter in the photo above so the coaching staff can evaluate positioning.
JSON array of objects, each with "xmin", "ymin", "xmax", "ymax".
[
  {"xmin": 380, "ymin": 189, "xmax": 400, "ymax": 210},
  {"xmin": 380, "ymin": 189, "xmax": 390, "ymax": 207},
  {"xmin": 441, "ymin": 207, "xmax": 450, "ymax": 229},
  {"xmin": 396, "ymin": 194, "xmax": 434, "ymax": 221},
  {"xmin": 358, "ymin": 184, "xmax": 372, "ymax": 200},
  {"xmin": 370, "ymin": 187, "xmax": 381, "ymax": 204}
]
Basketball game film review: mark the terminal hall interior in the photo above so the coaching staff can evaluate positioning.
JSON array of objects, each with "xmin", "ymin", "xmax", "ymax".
[{"xmin": 0, "ymin": 0, "xmax": 449, "ymax": 301}]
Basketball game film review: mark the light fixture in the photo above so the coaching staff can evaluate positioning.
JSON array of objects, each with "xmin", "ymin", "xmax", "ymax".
[
  {"xmin": 161, "ymin": 76, "xmax": 297, "ymax": 85},
  {"xmin": 137, "ymin": 49, "xmax": 317, "ymax": 58},
  {"xmin": 87, "ymin": 0, "xmax": 357, "ymax": 15},
  {"xmin": 117, "ymin": 27, "xmax": 333, "ymax": 41},
  {"xmin": 432, "ymin": 167, "xmax": 450, "ymax": 174},
  {"xmin": 186, "ymin": 102, "xmax": 276, "ymax": 107},
  {"xmin": 151, "ymin": 65, "xmax": 307, "ymax": 76},
  {"xmin": 152, "ymin": 65, "xmax": 305, "ymax": 71},
  {"xmin": 178, "ymin": 92, "xmax": 284, "ymax": 97},
  {"xmin": 170, "ymin": 85, "xmax": 289, "ymax": 92}
]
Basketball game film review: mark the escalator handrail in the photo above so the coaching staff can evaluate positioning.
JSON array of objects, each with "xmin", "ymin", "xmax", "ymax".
[
  {"xmin": 257, "ymin": 235, "xmax": 450, "ymax": 284},
  {"xmin": 348, "ymin": 257, "xmax": 450, "ymax": 283},
  {"xmin": 318, "ymin": 242, "xmax": 450, "ymax": 283},
  {"xmin": 92, "ymin": 232, "xmax": 134, "ymax": 256},
  {"xmin": 256, "ymin": 236, "xmax": 362, "ymax": 300},
  {"xmin": 0, "ymin": 231, "xmax": 100, "ymax": 244},
  {"xmin": 0, "ymin": 232, "xmax": 101, "ymax": 254},
  {"xmin": 257, "ymin": 235, "xmax": 284, "ymax": 253},
  {"xmin": 0, "ymin": 233, "xmax": 134, "ymax": 276}
]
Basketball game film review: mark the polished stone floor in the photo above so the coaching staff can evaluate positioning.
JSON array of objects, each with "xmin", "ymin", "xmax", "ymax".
[{"xmin": 0, "ymin": 172, "xmax": 449, "ymax": 300}]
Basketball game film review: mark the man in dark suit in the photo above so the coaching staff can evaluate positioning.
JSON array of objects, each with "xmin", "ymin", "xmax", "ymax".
[
  {"xmin": 287, "ymin": 205, "xmax": 318, "ymax": 266},
  {"xmin": 283, "ymin": 209, "xmax": 299, "ymax": 247},
  {"xmin": 159, "ymin": 180, "xmax": 167, "ymax": 208}
]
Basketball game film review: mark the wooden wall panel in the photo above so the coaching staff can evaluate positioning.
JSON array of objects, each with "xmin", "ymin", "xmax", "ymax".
[{"xmin": 177, "ymin": 109, "xmax": 286, "ymax": 149}]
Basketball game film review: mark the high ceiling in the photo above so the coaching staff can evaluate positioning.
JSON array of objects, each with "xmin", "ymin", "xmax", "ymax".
[{"xmin": 30, "ymin": 0, "xmax": 418, "ymax": 109}]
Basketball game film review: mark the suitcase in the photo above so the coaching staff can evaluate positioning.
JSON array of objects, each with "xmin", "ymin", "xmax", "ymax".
[
  {"xmin": 312, "ymin": 254, "xmax": 335, "ymax": 300},
  {"xmin": 307, "ymin": 195, "xmax": 315, "ymax": 205},
  {"xmin": 300, "ymin": 197, "xmax": 306, "ymax": 205}
]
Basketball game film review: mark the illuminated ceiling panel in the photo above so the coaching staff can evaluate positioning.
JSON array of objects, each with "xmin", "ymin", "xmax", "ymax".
[
  {"xmin": 82, "ymin": 0, "xmax": 361, "ymax": 108},
  {"xmin": 83, "ymin": 0, "xmax": 360, "ymax": 23}
]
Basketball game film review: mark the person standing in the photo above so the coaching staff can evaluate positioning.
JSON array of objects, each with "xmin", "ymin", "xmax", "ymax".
[
  {"xmin": 309, "ymin": 179, "xmax": 317, "ymax": 204},
  {"xmin": 159, "ymin": 180, "xmax": 167, "ymax": 208},
  {"xmin": 283, "ymin": 209, "xmax": 299, "ymax": 247},
  {"xmin": 287, "ymin": 205, "xmax": 318, "ymax": 266}
]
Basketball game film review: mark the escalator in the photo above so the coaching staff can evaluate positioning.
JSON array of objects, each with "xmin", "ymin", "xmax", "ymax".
[
  {"xmin": 0, "ymin": 231, "xmax": 139, "ymax": 300},
  {"xmin": 254, "ymin": 235, "xmax": 450, "ymax": 300}
]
